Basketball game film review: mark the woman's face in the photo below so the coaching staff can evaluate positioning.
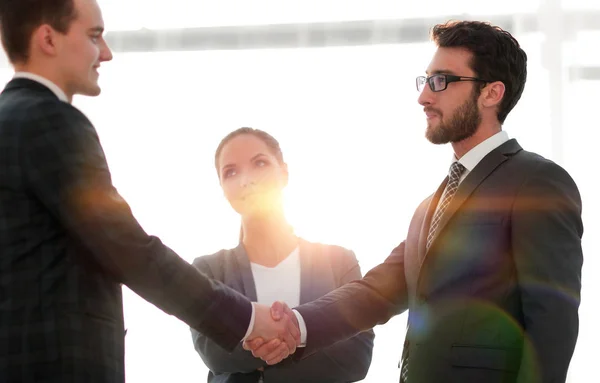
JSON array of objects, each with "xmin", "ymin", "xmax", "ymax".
[{"xmin": 217, "ymin": 134, "xmax": 287, "ymax": 217}]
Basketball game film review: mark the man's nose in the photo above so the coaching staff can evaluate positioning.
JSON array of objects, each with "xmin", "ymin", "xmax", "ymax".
[
  {"xmin": 101, "ymin": 40, "xmax": 113, "ymax": 62},
  {"xmin": 418, "ymin": 85, "xmax": 434, "ymax": 106}
]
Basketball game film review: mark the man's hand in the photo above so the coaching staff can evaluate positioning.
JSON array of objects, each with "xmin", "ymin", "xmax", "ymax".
[{"xmin": 243, "ymin": 302, "xmax": 300, "ymax": 365}]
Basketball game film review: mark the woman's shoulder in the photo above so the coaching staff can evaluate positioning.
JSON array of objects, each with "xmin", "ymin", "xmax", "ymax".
[
  {"xmin": 191, "ymin": 246, "xmax": 240, "ymax": 272},
  {"xmin": 300, "ymin": 239, "xmax": 362, "ymax": 285},
  {"xmin": 300, "ymin": 238, "xmax": 357, "ymax": 264}
]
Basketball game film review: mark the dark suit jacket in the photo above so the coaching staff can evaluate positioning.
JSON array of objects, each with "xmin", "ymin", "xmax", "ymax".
[
  {"xmin": 294, "ymin": 139, "xmax": 583, "ymax": 383},
  {"xmin": 191, "ymin": 239, "xmax": 375, "ymax": 383},
  {"xmin": 0, "ymin": 78, "xmax": 252, "ymax": 383}
]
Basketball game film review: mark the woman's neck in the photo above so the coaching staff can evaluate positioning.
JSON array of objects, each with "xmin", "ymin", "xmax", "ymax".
[{"xmin": 242, "ymin": 213, "xmax": 298, "ymax": 268}]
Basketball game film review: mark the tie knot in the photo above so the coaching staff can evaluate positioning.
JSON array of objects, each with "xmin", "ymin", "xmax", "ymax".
[{"xmin": 449, "ymin": 162, "xmax": 466, "ymax": 181}]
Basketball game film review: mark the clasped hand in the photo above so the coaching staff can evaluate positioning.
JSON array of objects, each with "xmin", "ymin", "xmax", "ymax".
[{"xmin": 243, "ymin": 301, "xmax": 299, "ymax": 365}]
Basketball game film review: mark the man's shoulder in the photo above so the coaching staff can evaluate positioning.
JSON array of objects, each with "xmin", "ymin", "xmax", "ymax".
[
  {"xmin": 509, "ymin": 147, "xmax": 575, "ymax": 183},
  {"xmin": 0, "ymin": 84, "xmax": 88, "ymax": 126},
  {"xmin": 0, "ymin": 100, "xmax": 84, "ymax": 138},
  {"xmin": 512, "ymin": 147, "xmax": 551, "ymax": 166},
  {"xmin": 1, "ymin": 83, "xmax": 57, "ymax": 107}
]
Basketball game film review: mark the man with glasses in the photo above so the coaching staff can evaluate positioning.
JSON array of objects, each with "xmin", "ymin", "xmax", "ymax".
[{"xmin": 247, "ymin": 20, "xmax": 583, "ymax": 383}]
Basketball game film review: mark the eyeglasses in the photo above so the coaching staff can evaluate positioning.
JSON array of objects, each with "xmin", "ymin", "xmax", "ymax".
[{"xmin": 416, "ymin": 74, "xmax": 492, "ymax": 92}]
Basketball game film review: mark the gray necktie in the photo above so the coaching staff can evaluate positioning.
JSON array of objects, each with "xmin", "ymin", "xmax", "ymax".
[
  {"xmin": 426, "ymin": 161, "xmax": 466, "ymax": 250},
  {"xmin": 400, "ymin": 350, "xmax": 409, "ymax": 383}
]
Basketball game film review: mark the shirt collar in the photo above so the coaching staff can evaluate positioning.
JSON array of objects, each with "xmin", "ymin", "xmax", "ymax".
[
  {"xmin": 454, "ymin": 130, "xmax": 510, "ymax": 171},
  {"xmin": 13, "ymin": 72, "xmax": 70, "ymax": 103}
]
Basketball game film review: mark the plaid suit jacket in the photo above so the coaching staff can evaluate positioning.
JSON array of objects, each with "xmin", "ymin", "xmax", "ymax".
[{"xmin": 0, "ymin": 78, "xmax": 252, "ymax": 383}]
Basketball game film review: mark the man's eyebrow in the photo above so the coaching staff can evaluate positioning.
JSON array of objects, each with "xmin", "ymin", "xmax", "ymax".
[
  {"xmin": 88, "ymin": 26, "xmax": 104, "ymax": 34},
  {"xmin": 427, "ymin": 69, "xmax": 457, "ymax": 76}
]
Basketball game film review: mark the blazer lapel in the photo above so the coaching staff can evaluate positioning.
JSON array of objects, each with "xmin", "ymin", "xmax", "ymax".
[
  {"xmin": 421, "ymin": 139, "xmax": 523, "ymax": 261},
  {"xmin": 298, "ymin": 240, "xmax": 314, "ymax": 304},
  {"xmin": 233, "ymin": 244, "xmax": 258, "ymax": 301},
  {"xmin": 417, "ymin": 181, "xmax": 447, "ymax": 265}
]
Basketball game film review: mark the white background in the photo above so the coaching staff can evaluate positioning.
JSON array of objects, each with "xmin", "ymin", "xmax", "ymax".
[{"xmin": 1, "ymin": 1, "xmax": 598, "ymax": 381}]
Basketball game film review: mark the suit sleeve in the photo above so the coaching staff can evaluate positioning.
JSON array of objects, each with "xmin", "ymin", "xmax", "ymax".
[
  {"xmin": 19, "ymin": 102, "xmax": 252, "ymax": 351},
  {"xmin": 295, "ymin": 241, "xmax": 408, "ymax": 357},
  {"xmin": 265, "ymin": 250, "xmax": 374, "ymax": 382},
  {"xmin": 512, "ymin": 160, "xmax": 583, "ymax": 383},
  {"xmin": 190, "ymin": 257, "xmax": 266, "ymax": 374}
]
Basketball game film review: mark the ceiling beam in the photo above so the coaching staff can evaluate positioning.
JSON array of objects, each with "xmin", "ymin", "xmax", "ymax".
[{"xmin": 102, "ymin": 12, "xmax": 599, "ymax": 52}]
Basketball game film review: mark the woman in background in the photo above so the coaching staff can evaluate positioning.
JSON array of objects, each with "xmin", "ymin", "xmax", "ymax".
[{"xmin": 191, "ymin": 127, "xmax": 374, "ymax": 383}]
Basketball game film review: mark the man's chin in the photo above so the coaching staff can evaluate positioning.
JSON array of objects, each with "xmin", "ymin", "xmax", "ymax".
[
  {"xmin": 78, "ymin": 83, "xmax": 102, "ymax": 97},
  {"xmin": 425, "ymin": 125, "xmax": 449, "ymax": 145}
]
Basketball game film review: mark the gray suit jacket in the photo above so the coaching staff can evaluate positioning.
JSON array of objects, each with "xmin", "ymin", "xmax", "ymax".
[
  {"xmin": 294, "ymin": 140, "xmax": 583, "ymax": 383},
  {"xmin": 191, "ymin": 239, "xmax": 375, "ymax": 382},
  {"xmin": 0, "ymin": 79, "xmax": 252, "ymax": 383}
]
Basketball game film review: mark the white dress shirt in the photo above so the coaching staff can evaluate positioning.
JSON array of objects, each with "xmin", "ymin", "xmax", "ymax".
[
  {"xmin": 13, "ymin": 72, "xmax": 69, "ymax": 103},
  {"xmin": 455, "ymin": 130, "xmax": 510, "ymax": 184}
]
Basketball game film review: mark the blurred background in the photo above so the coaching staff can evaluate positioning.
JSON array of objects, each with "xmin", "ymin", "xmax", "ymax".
[{"xmin": 1, "ymin": 0, "xmax": 598, "ymax": 381}]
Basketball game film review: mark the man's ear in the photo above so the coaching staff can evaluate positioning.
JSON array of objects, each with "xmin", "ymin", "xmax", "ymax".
[
  {"xmin": 480, "ymin": 81, "xmax": 505, "ymax": 109},
  {"xmin": 32, "ymin": 24, "xmax": 61, "ymax": 58}
]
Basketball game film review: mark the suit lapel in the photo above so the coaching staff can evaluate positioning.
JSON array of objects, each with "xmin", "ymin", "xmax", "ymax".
[
  {"xmin": 298, "ymin": 240, "xmax": 314, "ymax": 304},
  {"xmin": 233, "ymin": 244, "xmax": 258, "ymax": 301},
  {"xmin": 419, "ymin": 139, "xmax": 522, "ymax": 271},
  {"xmin": 417, "ymin": 181, "xmax": 447, "ymax": 266}
]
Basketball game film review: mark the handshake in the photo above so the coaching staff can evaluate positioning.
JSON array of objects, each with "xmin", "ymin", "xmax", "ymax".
[{"xmin": 243, "ymin": 301, "xmax": 302, "ymax": 365}]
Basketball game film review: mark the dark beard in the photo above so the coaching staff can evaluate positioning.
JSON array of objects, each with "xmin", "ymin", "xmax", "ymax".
[{"xmin": 426, "ymin": 93, "xmax": 481, "ymax": 145}]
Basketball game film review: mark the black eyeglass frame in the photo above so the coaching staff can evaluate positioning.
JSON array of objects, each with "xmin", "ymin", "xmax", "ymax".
[{"xmin": 416, "ymin": 74, "xmax": 494, "ymax": 92}]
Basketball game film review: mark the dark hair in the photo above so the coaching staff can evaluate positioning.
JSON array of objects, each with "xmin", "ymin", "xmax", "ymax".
[
  {"xmin": 214, "ymin": 127, "xmax": 284, "ymax": 177},
  {"xmin": 0, "ymin": 0, "xmax": 77, "ymax": 63},
  {"xmin": 431, "ymin": 20, "xmax": 527, "ymax": 123}
]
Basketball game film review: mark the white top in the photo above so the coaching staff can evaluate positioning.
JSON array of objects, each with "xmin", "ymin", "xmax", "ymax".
[
  {"xmin": 250, "ymin": 246, "xmax": 301, "ymax": 308},
  {"xmin": 13, "ymin": 72, "xmax": 69, "ymax": 103}
]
